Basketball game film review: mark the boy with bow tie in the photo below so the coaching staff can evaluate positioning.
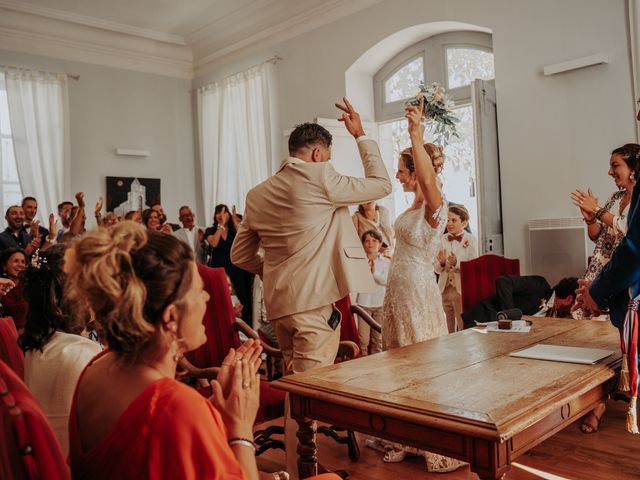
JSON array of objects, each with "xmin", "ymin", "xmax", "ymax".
[{"xmin": 435, "ymin": 204, "xmax": 478, "ymax": 332}]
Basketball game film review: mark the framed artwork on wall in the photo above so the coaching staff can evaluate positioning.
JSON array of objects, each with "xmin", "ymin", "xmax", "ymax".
[{"xmin": 106, "ymin": 176, "xmax": 161, "ymax": 217}]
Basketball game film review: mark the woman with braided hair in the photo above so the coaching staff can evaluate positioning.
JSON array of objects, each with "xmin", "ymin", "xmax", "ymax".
[{"xmin": 570, "ymin": 143, "xmax": 640, "ymax": 433}]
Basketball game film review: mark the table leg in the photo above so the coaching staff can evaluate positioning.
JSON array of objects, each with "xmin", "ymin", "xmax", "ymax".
[{"xmin": 296, "ymin": 418, "xmax": 318, "ymax": 479}]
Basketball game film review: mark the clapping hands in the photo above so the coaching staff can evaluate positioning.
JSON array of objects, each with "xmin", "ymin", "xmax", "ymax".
[
  {"xmin": 571, "ymin": 188, "xmax": 598, "ymax": 221},
  {"xmin": 210, "ymin": 339, "xmax": 262, "ymax": 438},
  {"xmin": 572, "ymin": 278, "xmax": 601, "ymax": 316}
]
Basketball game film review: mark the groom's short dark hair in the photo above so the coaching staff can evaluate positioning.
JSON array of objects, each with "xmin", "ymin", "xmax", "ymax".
[{"xmin": 288, "ymin": 123, "xmax": 332, "ymax": 154}]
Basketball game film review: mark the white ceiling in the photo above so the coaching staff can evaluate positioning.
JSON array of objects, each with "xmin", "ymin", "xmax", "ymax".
[
  {"xmin": 0, "ymin": 0, "xmax": 385, "ymax": 77},
  {"xmin": 14, "ymin": 0, "xmax": 254, "ymax": 38},
  {"xmin": 4, "ymin": 0, "xmax": 381, "ymax": 45}
]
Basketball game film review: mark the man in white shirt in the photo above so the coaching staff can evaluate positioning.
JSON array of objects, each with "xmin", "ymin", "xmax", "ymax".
[{"xmin": 172, "ymin": 206, "xmax": 205, "ymax": 263}]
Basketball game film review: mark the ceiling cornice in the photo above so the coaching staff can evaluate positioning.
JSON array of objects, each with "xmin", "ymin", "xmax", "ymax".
[
  {"xmin": 0, "ymin": 8, "xmax": 193, "ymax": 79},
  {"xmin": 0, "ymin": 0, "xmax": 186, "ymax": 45},
  {"xmin": 192, "ymin": 0, "xmax": 385, "ymax": 77},
  {"xmin": 0, "ymin": 0, "xmax": 384, "ymax": 80},
  {"xmin": 185, "ymin": 0, "xmax": 276, "ymax": 45}
]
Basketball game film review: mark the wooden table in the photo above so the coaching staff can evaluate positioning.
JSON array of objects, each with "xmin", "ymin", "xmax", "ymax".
[{"xmin": 273, "ymin": 318, "xmax": 621, "ymax": 479}]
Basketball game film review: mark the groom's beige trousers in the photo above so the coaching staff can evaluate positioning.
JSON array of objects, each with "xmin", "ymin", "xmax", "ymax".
[{"xmin": 272, "ymin": 303, "xmax": 341, "ymax": 480}]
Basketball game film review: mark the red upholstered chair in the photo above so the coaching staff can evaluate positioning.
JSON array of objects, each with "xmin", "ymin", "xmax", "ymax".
[
  {"xmin": 0, "ymin": 360, "xmax": 70, "ymax": 480},
  {"xmin": 460, "ymin": 254, "xmax": 520, "ymax": 313},
  {"xmin": 335, "ymin": 295, "xmax": 381, "ymax": 358},
  {"xmin": 0, "ymin": 317, "xmax": 24, "ymax": 379},
  {"xmin": 184, "ymin": 264, "xmax": 286, "ymax": 455}
]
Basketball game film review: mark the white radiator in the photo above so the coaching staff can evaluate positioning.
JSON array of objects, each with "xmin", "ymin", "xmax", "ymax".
[{"xmin": 528, "ymin": 217, "xmax": 588, "ymax": 286}]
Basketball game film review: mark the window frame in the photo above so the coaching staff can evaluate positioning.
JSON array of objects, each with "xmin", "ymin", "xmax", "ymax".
[{"xmin": 374, "ymin": 31, "xmax": 493, "ymax": 122}]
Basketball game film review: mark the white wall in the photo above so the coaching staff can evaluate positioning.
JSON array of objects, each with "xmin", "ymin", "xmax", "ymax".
[
  {"xmin": 194, "ymin": 0, "xmax": 636, "ymax": 272},
  {"xmin": 0, "ymin": 50, "xmax": 196, "ymax": 226}
]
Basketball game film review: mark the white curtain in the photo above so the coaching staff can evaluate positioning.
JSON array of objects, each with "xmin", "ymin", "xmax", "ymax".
[
  {"xmin": 4, "ymin": 67, "xmax": 69, "ymax": 221},
  {"xmin": 197, "ymin": 61, "xmax": 276, "ymax": 224}
]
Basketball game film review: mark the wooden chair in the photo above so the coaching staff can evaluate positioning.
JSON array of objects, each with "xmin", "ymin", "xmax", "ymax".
[
  {"xmin": 0, "ymin": 360, "xmax": 70, "ymax": 480},
  {"xmin": 460, "ymin": 254, "xmax": 520, "ymax": 313},
  {"xmin": 0, "ymin": 317, "xmax": 24, "ymax": 379},
  {"xmin": 312, "ymin": 295, "xmax": 381, "ymax": 463},
  {"xmin": 184, "ymin": 264, "xmax": 287, "ymax": 455}
]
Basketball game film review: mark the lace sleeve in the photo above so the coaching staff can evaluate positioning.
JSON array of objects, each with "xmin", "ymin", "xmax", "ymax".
[{"xmin": 422, "ymin": 200, "xmax": 447, "ymax": 231}]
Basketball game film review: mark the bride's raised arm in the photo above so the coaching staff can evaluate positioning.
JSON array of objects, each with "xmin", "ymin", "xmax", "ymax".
[{"xmin": 406, "ymin": 100, "xmax": 442, "ymax": 226}]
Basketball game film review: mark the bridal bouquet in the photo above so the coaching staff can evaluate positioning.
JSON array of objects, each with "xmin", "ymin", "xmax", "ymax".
[{"xmin": 406, "ymin": 81, "xmax": 459, "ymax": 144}]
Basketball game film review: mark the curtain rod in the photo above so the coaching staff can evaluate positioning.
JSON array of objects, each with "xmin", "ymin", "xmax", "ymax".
[
  {"xmin": 0, "ymin": 65, "xmax": 79, "ymax": 81},
  {"xmin": 194, "ymin": 55, "xmax": 282, "ymax": 92}
]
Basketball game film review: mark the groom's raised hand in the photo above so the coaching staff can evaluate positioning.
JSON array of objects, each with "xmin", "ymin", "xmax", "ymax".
[{"xmin": 336, "ymin": 97, "xmax": 365, "ymax": 138}]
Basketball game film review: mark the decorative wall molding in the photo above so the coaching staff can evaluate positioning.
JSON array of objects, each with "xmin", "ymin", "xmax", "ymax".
[
  {"xmin": 0, "ymin": 7, "xmax": 193, "ymax": 78},
  {"xmin": 0, "ymin": 0, "xmax": 186, "ymax": 45},
  {"xmin": 0, "ymin": 0, "xmax": 383, "ymax": 79},
  {"xmin": 193, "ymin": 0, "xmax": 385, "ymax": 77}
]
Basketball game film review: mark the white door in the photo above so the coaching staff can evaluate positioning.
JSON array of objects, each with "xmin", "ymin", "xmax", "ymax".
[{"xmin": 472, "ymin": 79, "xmax": 503, "ymax": 254}]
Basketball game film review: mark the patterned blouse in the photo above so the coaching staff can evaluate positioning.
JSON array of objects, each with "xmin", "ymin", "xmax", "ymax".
[
  {"xmin": 583, "ymin": 190, "xmax": 629, "ymax": 281},
  {"xmin": 574, "ymin": 190, "xmax": 629, "ymax": 320}
]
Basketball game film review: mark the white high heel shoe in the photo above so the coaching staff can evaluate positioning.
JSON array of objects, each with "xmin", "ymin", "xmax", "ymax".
[{"xmin": 383, "ymin": 448, "xmax": 407, "ymax": 463}]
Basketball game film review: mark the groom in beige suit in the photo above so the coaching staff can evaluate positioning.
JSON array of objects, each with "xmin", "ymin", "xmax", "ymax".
[{"xmin": 231, "ymin": 98, "xmax": 391, "ymax": 477}]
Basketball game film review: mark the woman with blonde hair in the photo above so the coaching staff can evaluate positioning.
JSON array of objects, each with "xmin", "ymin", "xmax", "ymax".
[
  {"xmin": 64, "ymin": 221, "xmax": 263, "ymax": 479},
  {"xmin": 378, "ymin": 99, "xmax": 464, "ymax": 472}
]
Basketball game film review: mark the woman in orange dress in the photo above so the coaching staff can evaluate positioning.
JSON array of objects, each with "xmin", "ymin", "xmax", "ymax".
[{"xmin": 65, "ymin": 222, "xmax": 262, "ymax": 480}]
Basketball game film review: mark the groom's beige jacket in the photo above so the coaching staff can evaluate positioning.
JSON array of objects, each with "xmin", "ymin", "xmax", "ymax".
[{"xmin": 231, "ymin": 138, "xmax": 391, "ymax": 321}]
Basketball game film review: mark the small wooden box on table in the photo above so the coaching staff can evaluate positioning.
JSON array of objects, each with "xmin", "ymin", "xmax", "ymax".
[{"xmin": 273, "ymin": 318, "xmax": 621, "ymax": 479}]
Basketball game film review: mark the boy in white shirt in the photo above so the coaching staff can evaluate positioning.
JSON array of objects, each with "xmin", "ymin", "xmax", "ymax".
[
  {"xmin": 356, "ymin": 229, "xmax": 390, "ymax": 355},
  {"xmin": 435, "ymin": 205, "xmax": 479, "ymax": 332}
]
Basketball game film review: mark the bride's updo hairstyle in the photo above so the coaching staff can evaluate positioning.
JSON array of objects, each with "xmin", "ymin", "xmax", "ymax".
[
  {"xmin": 64, "ymin": 221, "xmax": 193, "ymax": 362},
  {"xmin": 400, "ymin": 143, "xmax": 445, "ymax": 173}
]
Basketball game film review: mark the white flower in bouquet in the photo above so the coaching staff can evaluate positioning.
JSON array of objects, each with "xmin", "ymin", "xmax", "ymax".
[{"xmin": 406, "ymin": 81, "xmax": 459, "ymax": 144}]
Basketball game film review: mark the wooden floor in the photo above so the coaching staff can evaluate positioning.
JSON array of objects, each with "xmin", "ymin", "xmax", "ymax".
[{"xmin": 256, "ymin": 399, "xmax": 640, "ymax": 479}]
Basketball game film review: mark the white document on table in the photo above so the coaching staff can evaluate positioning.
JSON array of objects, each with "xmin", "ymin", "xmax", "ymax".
[{"xmin": 508, "ymin": 344, "xmax": 614, "ymax": 364}]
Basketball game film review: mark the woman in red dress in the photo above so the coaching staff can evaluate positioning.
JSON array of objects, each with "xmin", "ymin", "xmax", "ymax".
[{"xmin": 64, "ymin": 222, "xmax": 262, "ymax": 480}]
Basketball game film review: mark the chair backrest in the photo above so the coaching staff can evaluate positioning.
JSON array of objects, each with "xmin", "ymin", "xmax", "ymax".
[
  {"xmin": 460, "ymin": 254, "xmax": 520, "ymax": 312},
  {"xmin": 0, "ymin": 317, "xmax": 24, "ymax": 379},
  {"xmin": 0, "ymin": 360, "xmax": 69, "ymax": 480},
  {"xmin": 335, "ymin": 296, "xmax": 359, "ymax": 344},
  {"xmin": 187, "ymin": 264, "xmax": 241, "ymax": 369}
]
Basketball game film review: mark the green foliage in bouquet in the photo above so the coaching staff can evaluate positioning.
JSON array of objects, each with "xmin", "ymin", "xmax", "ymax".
[{"xmin": 406, "ymin": 81, "xmax": 459, "ymax": 145}]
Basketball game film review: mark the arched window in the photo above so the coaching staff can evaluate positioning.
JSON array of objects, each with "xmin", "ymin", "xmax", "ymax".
[{"xmin": 375, "ymin": 31, "xmax": 500, "ymax": 253}]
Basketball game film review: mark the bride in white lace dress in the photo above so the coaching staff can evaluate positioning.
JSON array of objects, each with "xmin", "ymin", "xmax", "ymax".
[{"xmin": 377, "ymin": 100, "xmax": 464, "ymax": 473}]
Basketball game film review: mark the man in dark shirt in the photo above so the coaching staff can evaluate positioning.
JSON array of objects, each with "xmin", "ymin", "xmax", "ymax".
[
  {"xmin": 0, "ymin": 206, "xmax": 39, "ymax": 256},
  {"xmin": 462, "ymin": 275, "xmax": 578, "ymax": 326}
]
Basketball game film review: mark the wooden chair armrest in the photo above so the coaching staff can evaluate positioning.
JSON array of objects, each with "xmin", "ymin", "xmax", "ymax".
[
  {"xmin": 337, "ymin": 340, "xmax": 360, "ymax": 360},
  {"xmin": 351, "ymin": 304, "xmax": 382, "ymax": 333},
  {"xmin": 234, "ymin": 319, "xmax": 284, "ymax": 358},
  {"xmin": 178, "ymin": 357, "xmax": 220, "ymax": 379}
]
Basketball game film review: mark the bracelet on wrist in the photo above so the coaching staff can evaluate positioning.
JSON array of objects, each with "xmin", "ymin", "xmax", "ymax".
[
  {"xmin": 584, "ymin": 217, "xmax": 597, "ymax": 225},
  {"xmin": 227, "ymin": 437, "xmax": 255, "ymax": 450},
  {"xmin": 595, "ymin": 207, "xmax": 607, "ymax": 221}
]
